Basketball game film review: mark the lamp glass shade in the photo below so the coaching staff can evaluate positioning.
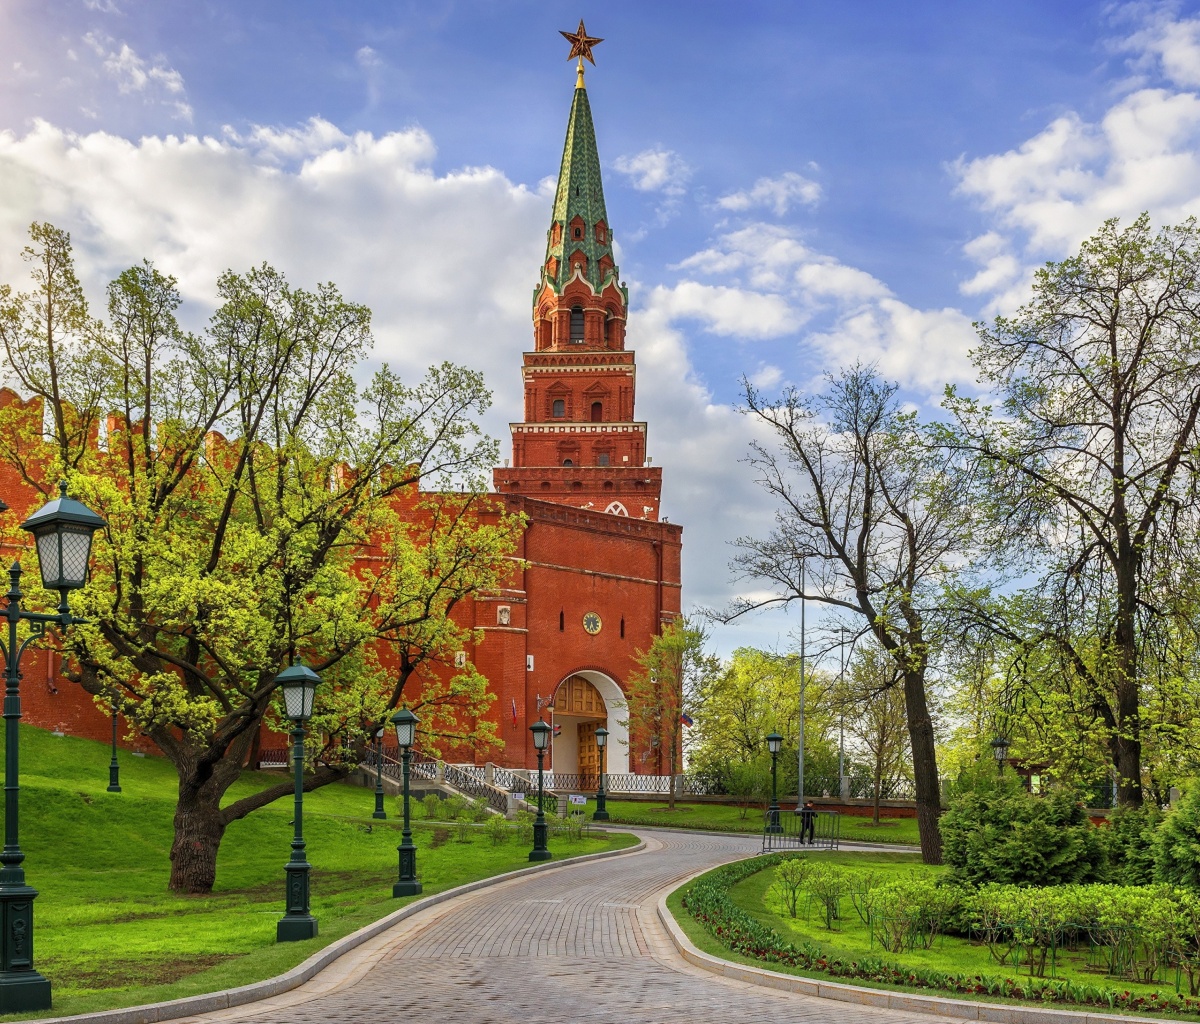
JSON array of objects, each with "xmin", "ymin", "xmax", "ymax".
[
  {"xmin": 766, "ymin": 732, "xmax": 784, "ymax": 755},
  {"xmin": 991, "ymin": 736, "xmax": 1010, "ymax": 763},
  {"xmin": 391, "ymin": 708, "xmax": 418, "ymax": 748},
  {"xmin": 374, "ymin": 725, "xmax": 385, "ymax": 741},
  {"xmin": 21, "ymin": 483, "xmax": 106, "ymax": 592},
  {"xmin": 274, "ymin": 660, "xmax": 321, "ymax": 721},
  {"xmin": 530, "ymin": 719, "xmax": 552, "ymax": 750},
  {"xmin": 594, "ymin": 727, "xmax": 608, "ymax": 750}
]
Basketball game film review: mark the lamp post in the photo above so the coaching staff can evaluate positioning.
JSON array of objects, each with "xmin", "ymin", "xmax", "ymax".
[
  {"xmin": 766, "ymin": 732, "xmax": 783, "ymax": 833},
  {"xmin": 592, "ymin": 726, "xmax": 609, "ymax": 821},
  {"xmin": 106, "ymin": 706, "xmax": 121, "ymax": 794},
  {"xmin": 275, "ymin": 659, "xmax": 320, "ymax": 943},
  {"xmin": 529, "ymin": 719, "xmax": 552, "ymax": 861},
  {"xmin": 991, "ymin": 735, "xmax": 1010, "ymax": 776},
  {"xmin": 371, "ymin": 724, "xmax": 387, "ymax": 820},
  {"xmin": 391, "ymin": 707, "xmax": 422, "ymax": 897},
  {"xmin": 0, "ymin": 482, "xmax": 104, "ymax": 1012}
]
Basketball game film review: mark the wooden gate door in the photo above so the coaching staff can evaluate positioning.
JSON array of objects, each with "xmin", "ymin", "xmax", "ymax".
[{"xmin": 577, "ymin": 721, "xmax": 599, "ymax": 789}]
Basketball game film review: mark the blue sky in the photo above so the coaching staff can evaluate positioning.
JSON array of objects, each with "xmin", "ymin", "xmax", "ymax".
[{"xmin": 3, "ymin": 1, "xmax": 1200, "ymax": 660}]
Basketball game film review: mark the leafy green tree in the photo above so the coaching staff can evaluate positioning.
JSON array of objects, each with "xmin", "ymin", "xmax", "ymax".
[
  {"xmin": 734, "ymin": 365, "xmax": 976, "ymax": 863},
  {"xmin": 945, "ymin": 215, "xmax": 1200, "ymax": 808},
  {"xmin": 621, "ymin": 615, "xmax": 720, "ymax": 809},
  {"xmin": 838, "ymin": 643, "xmax": 909, "ymax": 822},
  {"xmin": 0, "ymin": 224, "xmax": 516, "ymax": 893}
]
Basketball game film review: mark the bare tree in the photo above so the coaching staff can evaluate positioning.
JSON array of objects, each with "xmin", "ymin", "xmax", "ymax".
[{"xmin": 732, "ymin": 365, "xmax": 976, "ymax": 864}]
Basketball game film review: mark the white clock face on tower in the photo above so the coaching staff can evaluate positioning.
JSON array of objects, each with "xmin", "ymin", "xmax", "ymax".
[{"xmin": 583, "ymin": 611, "xmax": 602, "ymax": 635}]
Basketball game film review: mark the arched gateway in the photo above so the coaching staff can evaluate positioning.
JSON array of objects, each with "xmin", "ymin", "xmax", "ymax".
[{"xmin": 548, "ymin": 671, "xmax": 628, "ymax": 777}]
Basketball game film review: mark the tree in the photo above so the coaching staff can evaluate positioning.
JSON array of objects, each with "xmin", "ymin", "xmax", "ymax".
[
  {"xmin": 733, "ymin": 365, "xmax": 976, "ymax": 864},
  {"xmin": 839, "ymin": 643, "xmax": 909, "ymax": 823},
  {"xmin": 621, "ymin": 615, "xmax": 720, "ymax": 809},
  {"xmin": 687, "ymin": 647, "xmax": 840, "ymax": 800},
  {"xmin": 0, "ymin": 224, "xmax": 518, "ymax": 892},
  {"xmin": 945, "ymin": 214, "xmax": 1200, "ymax": 807}
]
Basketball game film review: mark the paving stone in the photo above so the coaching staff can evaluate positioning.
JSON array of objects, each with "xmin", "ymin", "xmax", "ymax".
[{"xmin": 172, "ymin": 832, "xmax": 968, "ymax": 1024}]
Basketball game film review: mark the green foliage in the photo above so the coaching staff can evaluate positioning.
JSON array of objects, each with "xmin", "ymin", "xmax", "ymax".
[
  {"xmin": 421, "ymin": 792, "xmax": 443, "ymax": 820},
  {"xmin": 483, "ymin": 812, "xmax": 510, "ymax": 846},
  {"xmin": 680, "ymin": 854, "xmax": 1200, "ymax": 1014},
  {"xmin": 1154, "ymin": 784, "xmax": 1200, "ymax": 887},
  {"xmin": 806, "ymin": 863, "xmax": 848, "ymax": 929},
  {"xmin": 941, "ymin": 764, "xmax": 1103, "ymax": 886},
  {"xmin": 1100, "ymin": 804, "xmax": 1162, "ymax": 885},
  {"xmin": 766, "ymin": 855, "xmax": 810, "ymax": 918}
]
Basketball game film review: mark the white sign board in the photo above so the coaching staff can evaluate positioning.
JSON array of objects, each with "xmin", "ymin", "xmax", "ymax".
[{"xmin": 568, "ymin": 794, "xmax": 587, "ymax": 806}]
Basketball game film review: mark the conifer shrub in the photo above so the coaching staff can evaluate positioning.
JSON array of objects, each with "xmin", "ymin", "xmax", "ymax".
[
  {"xmin": 1154, "ymin": 784, "xmax": 1200, "ymax": 888},
  {"xmin": 941, "ymin": 764, "xmax": 1103, "ymax": 885}
]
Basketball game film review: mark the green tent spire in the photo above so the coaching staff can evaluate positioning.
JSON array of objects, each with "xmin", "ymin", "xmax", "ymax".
[{"xmin": 539, "ymin": 79, "xmax": 621, "ymax": 298}]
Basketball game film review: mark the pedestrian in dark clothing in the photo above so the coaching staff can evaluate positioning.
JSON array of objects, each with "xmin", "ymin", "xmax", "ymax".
[{"xmin": 799, "ymin": 800, "xmax": 816, "ymax": 843}]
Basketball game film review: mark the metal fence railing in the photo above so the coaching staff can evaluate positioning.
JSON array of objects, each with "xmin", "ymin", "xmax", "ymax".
[{"xmin": 761, "ymin": 808, "xmax": 840, "ymax": 853}]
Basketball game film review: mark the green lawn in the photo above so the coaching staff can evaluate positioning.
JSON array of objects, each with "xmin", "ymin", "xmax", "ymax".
[
  {"xmin": 669, "ymin": 851, "xmax": 1191, "ymax": 1016},
  {"xmin": 596, "ymin": 797, "xmax": 920, "ymax": 845},
  {"xmin": 1, "ymin": 725, "xmax": 637, "ymax": 1020}
]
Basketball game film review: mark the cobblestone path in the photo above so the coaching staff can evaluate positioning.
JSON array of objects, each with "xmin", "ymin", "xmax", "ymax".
[{"xmin": 179, "ymin": 831, "xmax": 967, "ymax": 1024}]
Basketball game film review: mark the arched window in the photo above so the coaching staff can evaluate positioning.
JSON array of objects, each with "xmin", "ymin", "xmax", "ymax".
[
  {"xmin": 573, "ymin": 226, "xmax": 582, "ymax": 238},
  {"xmin": 597, "ymin": 453, "xmax": 610, "ymax": 466},
  {"xmin": 590, "ymin": 401, "xmax": 602, "ymax": 422},
  {"xmin": 552, "ymin": 399, "xmax": 565, "ymax": 417},
  {"xmin": 563, "ymin": 458, "xmax": 574, "ymax": 467},
  {"xmin": 570, "ymin": 305, "xmax": 585, "ymax": 342}
]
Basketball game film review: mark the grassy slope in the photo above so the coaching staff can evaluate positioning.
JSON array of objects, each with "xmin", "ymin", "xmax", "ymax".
[
  {"xmin": 667, "ymin": 851, "xmax": 1187, "ymax": 1017},
  {"xmin": 2, "ymin": 725, "xmax": 637, "ymax": 1020},
  {"xmin": 599, "ymin": 797, "xmax": 920, "ymax": 845}
]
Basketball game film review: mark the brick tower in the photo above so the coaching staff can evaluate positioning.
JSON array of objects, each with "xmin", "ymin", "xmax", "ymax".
[{"xmin": 492, "ymin": 59, "xmax": 662, "ymax": 521}]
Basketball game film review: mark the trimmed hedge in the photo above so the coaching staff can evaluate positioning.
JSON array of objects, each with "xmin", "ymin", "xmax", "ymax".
[{"xmin": 679, "ymin": 856, "xmax": 1200, "ymax": 1017}]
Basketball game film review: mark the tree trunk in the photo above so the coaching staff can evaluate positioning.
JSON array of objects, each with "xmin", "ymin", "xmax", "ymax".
[
  {"xmin": 169, "ymin": 787, "xmax": 228, "ymax": 893},
  {"xmin": 903, "ymin": 670, "xmax": 942, "ymax": 864}
]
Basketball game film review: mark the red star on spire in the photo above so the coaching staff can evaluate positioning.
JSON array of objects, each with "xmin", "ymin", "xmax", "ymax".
[{"xmin": 560, "ymin": 19, "xmax": 603, "ymax": 66}]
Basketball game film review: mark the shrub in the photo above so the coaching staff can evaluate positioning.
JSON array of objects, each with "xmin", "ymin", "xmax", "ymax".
[
  {"xmin": 514, "ymin": 809, "xmax": 535, "ymax": 845},
  {"xmin": 421, "ymin": 793, "xmax": 442, "ymax": 820},
  {"xmin": 766, "ymin": 856, "xmax": 810, "ymax": 918},
  {"xmin": 941, "ymin": 763, "xmax": 1103, "ymax": 886},
  {"xmin": 1154, "ymin": 784, "xmax": 1200, "ymax": 888},
  {"xmin": 483, "ymin": 812, "xmax": 510, "ymax": 846},
  {"xmin": 805, "ymin": 864, "xmax": 847, "ymax": 929},
  {"xmin": 1100, "ymin": 804, "xmax": 1161, "ymax": 885}
]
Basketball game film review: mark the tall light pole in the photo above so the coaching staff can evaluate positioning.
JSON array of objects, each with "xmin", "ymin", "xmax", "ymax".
[
  {"xmin": 371, "ymin": 724, "xmax": 387, "ymax": 820},
  {"xmin": 391, "ymin": 708, "xmax": 421, "ymax": 897},
  {"xmin": 107, "ymin": 705, "xmax": 121, "ymax": 794},
  {"xmin": 766, "ymin": 732, "xmax": 783, "ymax": 833},
  {"xmin": 593, "ymin": 726, "xmax": 609, "ymax": 821},
  {"xmin": 275, "ymin": 660, "xmax": 321, "ymax": 943},
  {"xmin": 0, "ymin": 482, "xmax": 105, "ymax": 1012},
  {"xmin": 798, "ymin": 557, "xmax": 806, "ymax": 804},
  {"xmin": 838, "ymin": 626, "xmax": 849, "ymax": 796},
  {"xmin": 529, "ymin": 719, "xmax": 552, "ymax": 861}
]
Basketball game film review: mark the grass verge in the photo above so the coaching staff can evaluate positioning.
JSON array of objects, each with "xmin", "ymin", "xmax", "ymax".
[{"xmin": 596, "ymin": 797, "xmax": 920, "ymax": 845}]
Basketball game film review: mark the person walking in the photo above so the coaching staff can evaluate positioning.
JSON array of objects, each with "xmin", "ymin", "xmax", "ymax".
[{"xmin": 799, "ymin": 800, "xmax": 816, "ymax": 844}]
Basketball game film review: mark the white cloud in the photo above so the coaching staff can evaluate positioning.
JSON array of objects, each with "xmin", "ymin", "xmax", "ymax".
[
  {"xmin": 83, "ymin": 0, "xmax": 121, "ymax": 12},
  {"xmin": 717, "ymin": 171, "xmax": 822, "ymax": 216},
  {"xmin": 83, "ymin": 34, "xmax": 192, "ymax": 121},
  {"xmin": 954, "ymin": 7, "xmax": 1200, "ymax": 310},
  {"xmin": 647, "ymin": 281, "xmax": 796, "ymax": 339},
  {"xmin": 748, "ymin": 364, "xmax": 783, "ymax": 390},
  {"xmin": 612, "ymin": 148, "xmax": 691, "ymax": 195}
]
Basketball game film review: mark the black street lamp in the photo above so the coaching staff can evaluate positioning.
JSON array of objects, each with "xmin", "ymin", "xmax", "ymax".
[
  {"xmin": 107, "ymin": 705, "xmax": 121, "ymax": 794},
  {"xmin": 391, "ymin": 707, "xmax": 421, "ymax": 897},
  {"xmin": 991, "ymin": 735, "xmax": 1010, "ymax": 775},
  {"xmin": 529, "ymin": 719, "xmax": 552, "ymax": 861},
  {"xmin": 592, "ymin": 726, "xmax": 609, "ymax": 821},
  {"xmin": 371, "ymin": 724, "xmax": 387, "ymax": 820},
  {"xmin": 0, "ymin": 482, "xmax": 104, "ymax": 1013},
  {"xmin": 275, "ymin": 659, "xmax": 321, "ymax": 943},
  {"xmin": 766, "ymin": 732, "xmax": 783, "ymax": 834}
]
